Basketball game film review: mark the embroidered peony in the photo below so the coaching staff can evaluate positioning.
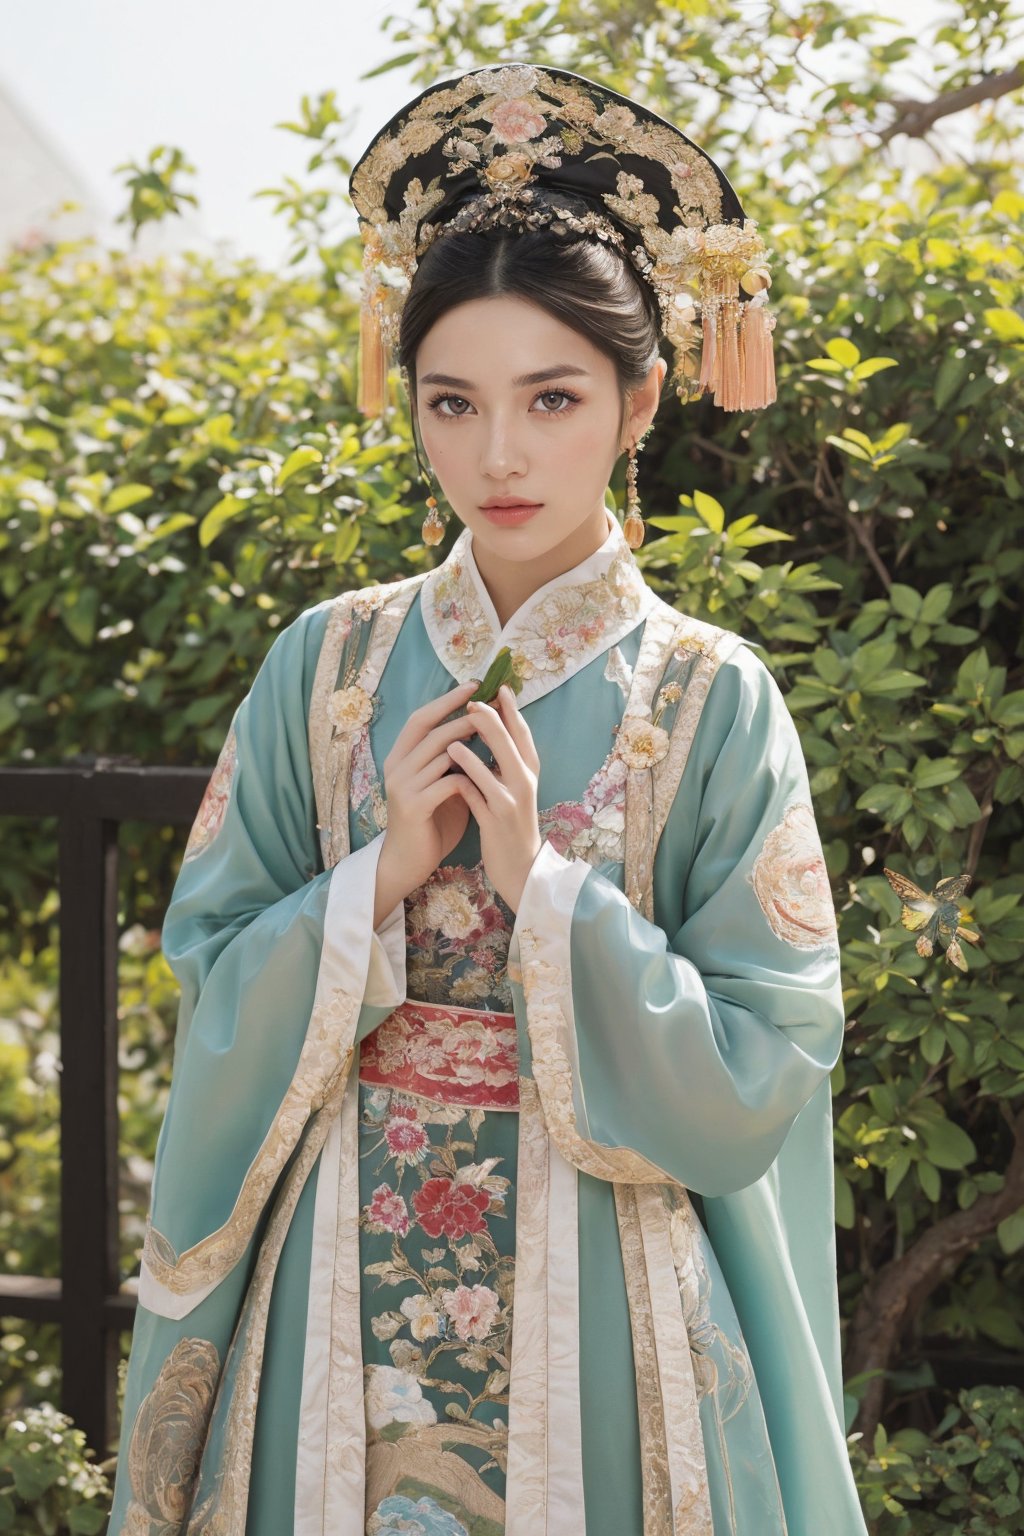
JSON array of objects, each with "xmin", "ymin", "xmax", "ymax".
[
  {"xmin": 330, "ymin": 684, "xmax": 373, "ymax": 731},
  {"xmin": 412, "ymin": 1177, "xmax": 490, "ymax": 1240},
  {"xmin": 368, "ymin": 1494, "xmax": 469, "ymax": 1536},
  {"xmin": 399, "ymin": 1293, "xmax": 442, "ymax": 1342},
  {"xmin": 440, "ymin": 1283, "xmax": 501, "ymax": 1342},
  {"xmin": 487, "ymin": 96, "xmax": 548, "ymax": 143},
  {"xmin": 383, "ymin": 1115, "xmax": 430, "ymax": 1164},
  {"xmin": 408, "ymin": 866, "xmax": 503, "ymax": 944},
  {"xmin": 364, "ymin": 1365, "xmax": 437, "ymax": 1432},
  {"xmin": 614, "ymin": 714, "xmax": 670, "ymax": 769},
  {"xmin": 364, "ymin": 1184, "xmax": 411, "ymax": 1238}
]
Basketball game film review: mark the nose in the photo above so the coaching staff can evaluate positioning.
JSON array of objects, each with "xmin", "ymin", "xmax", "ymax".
[{"xmin": 479, "ymin": 409, "xmax": 528, "ymax": 481}]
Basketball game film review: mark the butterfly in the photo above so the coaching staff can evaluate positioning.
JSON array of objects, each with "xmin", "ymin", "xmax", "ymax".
[{"xmin": 882, "ymin": 868, "xmax": 982, "ymax": 972}]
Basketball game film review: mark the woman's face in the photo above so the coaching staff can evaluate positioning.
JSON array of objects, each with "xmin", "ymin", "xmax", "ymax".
[{"xmin": 414, "ymin": 294, "xmax": 662, "ymax": 568}]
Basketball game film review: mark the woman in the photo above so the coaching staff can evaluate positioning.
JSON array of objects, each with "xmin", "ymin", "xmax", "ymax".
[{"xmin": 108, "ymin": 63, "xmax": 867, "ymax": 1536}]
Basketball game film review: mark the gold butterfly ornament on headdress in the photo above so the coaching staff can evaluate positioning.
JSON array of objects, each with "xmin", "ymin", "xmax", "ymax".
[{"xmin": 882, "ymin": 868, "xmax": 983, "ymax": 972}]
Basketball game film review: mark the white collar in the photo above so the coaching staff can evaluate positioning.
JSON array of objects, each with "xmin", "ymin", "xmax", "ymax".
[{"xmin": 419, "ymin": 508, "xmax": 656, "ymax": 707}]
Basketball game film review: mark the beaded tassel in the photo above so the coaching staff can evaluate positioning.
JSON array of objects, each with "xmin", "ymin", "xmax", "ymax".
[{"xmin": 623, "ymin": 439, "xmax": 645, "ymax": 549}]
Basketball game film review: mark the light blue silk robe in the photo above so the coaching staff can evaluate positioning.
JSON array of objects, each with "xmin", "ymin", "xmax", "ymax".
[{"xmin": 107, "ymin": 510, "xmax": 868, "ymax": 1536}]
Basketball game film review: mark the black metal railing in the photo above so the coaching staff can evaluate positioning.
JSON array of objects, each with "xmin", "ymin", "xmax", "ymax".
[{"xmin": 0, "ymin": 763, "xmax": 207, "ymax": 1461}]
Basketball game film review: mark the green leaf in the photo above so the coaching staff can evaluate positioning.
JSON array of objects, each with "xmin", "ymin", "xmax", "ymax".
[
  {"xmin": 934, "ymin": 354, "xmax": 972, "ymax": 410},
  {"xmin": 834, "ymin": 1169, "xmax": 855, "ymax": 1228},
  {"xmin": 198, "ymin": 493, "xmax": 247, "ymax": 547},
  {"xmin": 889, "ymin": 583, "xmax": 922, "ymax": 619},
  {"xmin": 917, "ymin": 1160, "xmax": 941, "ymax": 1201},
  {"xmin": 693, "ymin": 488, "xmax": 724, "ymax": 533},
  {"xmin": 826, "ymin": 337, "xmax": 861, "ymax": 368},
  {"xmin": 885, "ymin": 1148, "xmax": 912, "ymax": 1199},
  {"xmin": 919, "ymin": 583, "xmax": 953, "ymax": 623},
  {"xmin": 996, "ymin": 1206, "xmax": 1024, "ymax": 1255},
  {"xmin": 146, "ymin": 512, "xmax": 197, "ymax": 543},
  {"xmin": 276, "ymin": 445, "xmax": 323, "ymax": 487},
  {"xmin": 825, "ymin": 434, "xmax": 872, "ymax": 462},
  {"xmin": 59, "ymin": 589, "xmax": 100, "ymax": 647},
  {"xmin": 983, "ymin": 307, "xmax": 1024, "ymax": 342},
  {"xmin": 918, "ymin": 1116, "xmax": 977, "ymax": 1171},
  {"xmin": 912, "ymin": 756, "xmax": 961, "ymax": 789},
  {"xmin": 851, "ymin": 357, "xmax": 899, "ymax": 380},
  {"xmin": 993, "ymin": 691, "xmax": 1024, "ymax": 727},
  {"xmin": 103, "ymin": 482, "xmax": 154, "ymax": 514}
]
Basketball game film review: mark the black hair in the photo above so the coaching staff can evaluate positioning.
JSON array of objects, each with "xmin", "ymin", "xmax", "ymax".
[{"xmin": 398, "ymin": 213, "xmax": 663, "ymax": 439}]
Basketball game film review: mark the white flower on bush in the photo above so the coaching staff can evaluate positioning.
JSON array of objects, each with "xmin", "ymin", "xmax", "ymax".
[{"xmin": 364, "ymin": 1364, "xmax": 437, "ymax": 1431}]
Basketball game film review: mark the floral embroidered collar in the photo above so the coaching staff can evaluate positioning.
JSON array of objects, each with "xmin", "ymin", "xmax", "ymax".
[{"xmin": 419, "ymin": 509, "xmax": 656, "ymax": 707}]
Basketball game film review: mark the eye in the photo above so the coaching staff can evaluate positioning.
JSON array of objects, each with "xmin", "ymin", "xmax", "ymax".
[
  {"xmin": 426, "ymin": 392, "xmax": 472, "ymax": 418},
  {"xmin": 534, "ymin": 389, "xmax": 581, "ymax": 413}
]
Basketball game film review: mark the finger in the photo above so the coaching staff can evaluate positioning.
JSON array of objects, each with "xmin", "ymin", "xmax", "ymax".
[
  {"xmin": 465, "ymin": 698, "xmax": 522, "ymax": 783},
  {"xmin": 413, "ymin": 730, "xmax": 481, "ymax": 788},
  {"xmin": 446, "ymin": 739, "xmax": 499, "ymax": 805},
  {"xmin": 391, "ymin": 680, "xmax": 479, "ymax": 756},
  {"xmin": 447, "ymin": 771, "xmax": 486, "ymax": 819},
  {"xmin": 421, "ymin": 770, "xmax": 472, "ymax": 813},
  {"xmin": 496, "ymin": 684, "xmax": 539, "ymax": 769},
  {"xmin": 403, "ymin": 713, "xmax": 480, "ymax": 780}
]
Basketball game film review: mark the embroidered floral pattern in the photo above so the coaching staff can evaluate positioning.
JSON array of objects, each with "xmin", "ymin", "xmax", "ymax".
[
  {"xmin": 360, "ymin": 999, "xmax": 520, "ymax": 1108},
  {"xmin": 419, "ymin": 516, "xmax": 654, "ymax": 707},
  {"xmin": 183, "ymin": 724, "xmax": 237, "ymax": 863},
  {"xmin": 358, "ymin": 1086, "xmax": 514, "ymax": 1520},
  {"xmin": 330, "ymin": 682, "xmax": 374, "ymax": 731},
  {"xmin": 749, "ymin": 800, "xmax": 838, "ymax": 951},
  {"xmin": 614, "ymin": 712, "xmax": 671, "ymax": 769},
  {"xmin": 124, "ymin": 1336, "xmax": 220, "ymax": 1529}
]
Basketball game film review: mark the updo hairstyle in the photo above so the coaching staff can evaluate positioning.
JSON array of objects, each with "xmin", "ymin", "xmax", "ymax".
[{"xmin": 397, "ymin": 198, "xmax": 663, "ymax": 441}]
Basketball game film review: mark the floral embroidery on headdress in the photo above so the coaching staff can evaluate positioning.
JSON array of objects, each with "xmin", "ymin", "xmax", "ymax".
[{"xmin": 350, "ymin": 63, "xmax": 776, "ymax": 416}]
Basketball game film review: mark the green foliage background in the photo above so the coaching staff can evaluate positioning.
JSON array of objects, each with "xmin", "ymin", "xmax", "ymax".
[{"xmin": 1, "ymin": 2, "xmax": 1023, "ymax": 1530}]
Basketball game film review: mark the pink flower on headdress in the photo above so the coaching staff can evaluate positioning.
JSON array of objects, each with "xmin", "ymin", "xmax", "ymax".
[{"xmin": 487, "ymin": 97, "xmax": 548, "ymax": 144}]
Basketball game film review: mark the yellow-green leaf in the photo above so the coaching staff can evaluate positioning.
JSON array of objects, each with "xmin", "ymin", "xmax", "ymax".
[
  {"xmin": 825, "ymin": 435, "xmax": 873, "ymax": 462},
  {"xmin": 199, "ymin": 494, "xmax": 247, "ymax": 547},
  {"xmin": 277, "ymin": 446, "xmax": 323, "ymax": 488},
  {"xmin": 693, "ymin": 488, "xmax": 724, "ymax": 533},
  {"xmin": 983, "ymin": 308, "xmax": 1024, "ymax": 342},
  {"xmin": 104, "ymin": 483, "xmax": 154, "ymax": 515},
  {"xmin": 826, "ymin": 337, "xmax": 861, "ymax": 368},
  {"xmin": 852, "ymin": 357, "xmax": 899, "ymax": 381}
]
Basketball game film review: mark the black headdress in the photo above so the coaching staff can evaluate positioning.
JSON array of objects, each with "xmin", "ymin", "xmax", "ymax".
[{"xmin": 349, "ymin": 63, "xmax": 776, "ymax": 416}]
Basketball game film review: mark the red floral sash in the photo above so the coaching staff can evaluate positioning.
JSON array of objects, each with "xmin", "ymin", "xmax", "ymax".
[{"xmin": 358, "ymin": 998, "xmax": 520, "ymax": 1109}]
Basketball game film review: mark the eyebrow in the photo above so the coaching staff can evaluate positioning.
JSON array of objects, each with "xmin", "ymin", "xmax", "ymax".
[{"xmin": 418, "ymin": 364, "xmax": 592, "ymax": 389}]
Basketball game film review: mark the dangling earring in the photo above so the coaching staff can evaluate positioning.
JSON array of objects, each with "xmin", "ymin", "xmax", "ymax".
[
  {"xmin": 623, "ymin": 434, "xmax": 647, "ymax": 550},
  {"xmin": 421, "ymin": 472, "xmax": 447, "ymax": 546},
  {"xmin": 401, "ymin": 364, "xmax": 450, "ymax": 547}
]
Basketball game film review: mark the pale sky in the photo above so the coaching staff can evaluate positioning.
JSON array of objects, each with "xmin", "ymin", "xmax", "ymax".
[
  {"xmin": 0, "ymin": 0, "xmax": 997, "ymax": 269},
  {"xmin": 0, "ymin": 0, "xmax": 422, "ymax": 263}
]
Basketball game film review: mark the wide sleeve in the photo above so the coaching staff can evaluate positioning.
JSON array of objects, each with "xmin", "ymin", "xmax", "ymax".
[
  {"xmin": 507, "ymin": 642, "xmax": 843, "ymax": 1198},
  {"xmin": 137, "ymin": 602, "xmax": 408, "ymax": 1320}
]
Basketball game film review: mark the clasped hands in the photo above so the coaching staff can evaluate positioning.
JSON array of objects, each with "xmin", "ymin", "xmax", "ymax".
[{"xmin": 377, "ymin": 678, "xmax": 543, "ymax": 922}]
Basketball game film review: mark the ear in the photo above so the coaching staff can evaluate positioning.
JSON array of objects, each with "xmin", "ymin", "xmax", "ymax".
[{"xmin": 621, "ymin": 357, "xmax": 667, "ymax": 451}]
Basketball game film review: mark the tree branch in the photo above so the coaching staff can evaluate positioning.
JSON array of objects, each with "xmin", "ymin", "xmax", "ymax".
[
  {"xmin": 846, "ymin": 1107, "xmax": 1024, "ymax": 1438},
  {"xmin": 876, "ymin": 63, "xmax": 1024, "ymax": 146}
]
